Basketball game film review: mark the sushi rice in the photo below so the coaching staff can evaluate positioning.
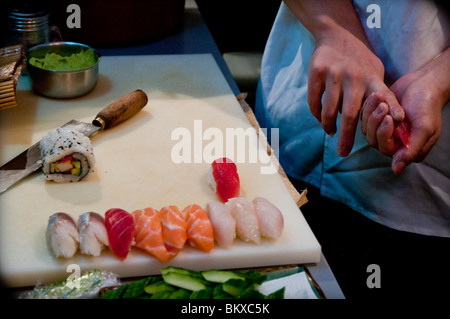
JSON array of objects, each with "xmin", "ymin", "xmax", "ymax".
[{"xmin": 40, "ymin": 127, "xmax": 95, "ymax": 183}]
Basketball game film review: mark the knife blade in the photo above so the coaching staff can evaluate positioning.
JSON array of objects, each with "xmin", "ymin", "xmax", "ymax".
[{"xmin": 0, "ymin": 89, "xmax": 148, "ymax": 194}]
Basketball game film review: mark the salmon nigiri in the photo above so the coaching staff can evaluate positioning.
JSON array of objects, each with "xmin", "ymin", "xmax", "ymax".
[
  {"xmin": 160, "ymin": 205, "xmax": 187, "ymax": 258},
  {"xmin": 105, "ymin": 208, "xmax": 135, "ymax": 260},
  {"xmin": 132, "ymin": 208, "xmax": 172, "ymax": 262},
  {"xmin": 182, "ymin": 204, "xmax": 215, "ymax": 253}
]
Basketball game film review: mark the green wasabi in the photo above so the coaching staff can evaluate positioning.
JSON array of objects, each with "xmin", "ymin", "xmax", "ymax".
[{"xmin": 29, "ymin": 49, "xmax": 97, "ymax": 71}]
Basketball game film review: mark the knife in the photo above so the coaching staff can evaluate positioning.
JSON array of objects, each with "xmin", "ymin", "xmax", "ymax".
[{"xmin": 0, "ymin": 89, "xmax": 148, "ymax": 194}]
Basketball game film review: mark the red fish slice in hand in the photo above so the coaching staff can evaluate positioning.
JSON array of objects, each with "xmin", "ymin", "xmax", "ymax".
[
  {"xmin": 394, "ymin": 120, "xmax": 411, "ymax": 149},
  {"xmin": 105, "ymin": 208, "xmax": 135, "ymax": 260}
]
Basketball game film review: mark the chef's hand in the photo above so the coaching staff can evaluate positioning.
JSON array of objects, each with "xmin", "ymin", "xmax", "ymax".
[
  {"xmin": 283, "ymin": 0, "xmax": 405, "ymax": 157},
  {"xmin": 307, "ymin": 29, "xmax": 406, "ymax": 157},
  {"xmin": 361, "ymin": 48, "xmax": 450, "ymax": 174}
]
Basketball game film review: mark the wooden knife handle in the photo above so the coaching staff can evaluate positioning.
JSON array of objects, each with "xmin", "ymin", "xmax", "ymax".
[{"xmin": 92, "ymin": 90, "xmax": 148, "ymax": 130}]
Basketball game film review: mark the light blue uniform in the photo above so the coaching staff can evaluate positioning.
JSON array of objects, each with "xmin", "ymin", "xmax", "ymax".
[{"xmin": 255, "ymin": 1, "xmax": 450, "ymax": 236}]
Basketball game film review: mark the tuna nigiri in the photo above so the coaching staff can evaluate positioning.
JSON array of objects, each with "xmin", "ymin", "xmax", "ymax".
[
  {"xmin": 182, "ymin": 204, "xmax": 215, "ymax": 253},
  {"xmin": 226, "ymin": 197, "xmax": 260, "ymax": 244},
  {"xmin": 46, "ymin": 212, "xmax": 79, "ymax": 258},
  {"xmin": 160, "ymin": 205, "xmax": 187, "ymax": 256},
  {"xmin": 77, "ymin": 212, "xmax": 109, "ymax": 256},
  {"xmin": 208, "ymin": 157, "xmax": 240, "ymax": 202},
  {"xmin": 252, "ymin": 197, "xmax": 284, "ymax": 239},
  {"xmin": 105, "ymin": 208, "xmax": 135, "ymax": 260},
  {"xmin": 205, "ymin": 201, "xmax": 236, "ymax": 248},
  {"xmin": 132, "ymin": 208, "xmax": 172, "ymax": 262}
]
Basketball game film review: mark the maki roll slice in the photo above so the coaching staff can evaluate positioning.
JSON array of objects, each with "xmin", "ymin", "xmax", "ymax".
[{"xmin": 40, "ymin": 127, "xmax": 95, "ymax": 183}]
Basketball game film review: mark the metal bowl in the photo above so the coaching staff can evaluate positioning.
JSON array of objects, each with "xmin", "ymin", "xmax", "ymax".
[{"xmin": 27, "ymin": 41, "xmax": 100, "ymax": 98}]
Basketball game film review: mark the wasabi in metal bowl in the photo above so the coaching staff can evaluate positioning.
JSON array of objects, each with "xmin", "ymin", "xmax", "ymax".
[{"xmin": 27, "ymin": 41, "xmax": 100, "ymax": 98}]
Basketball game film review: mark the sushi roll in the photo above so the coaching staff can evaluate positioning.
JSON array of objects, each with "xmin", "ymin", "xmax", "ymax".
[{"xmin": 39, "ymin": 127, "xmax": 95, "ymax": 183}]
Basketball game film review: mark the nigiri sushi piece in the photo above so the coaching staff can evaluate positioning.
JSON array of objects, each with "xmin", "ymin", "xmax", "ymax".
[
  {"xmin": 205, "ymin": 201, "xmax": 236, "ymax": 248},
  {"xmin": 160, "ymin": 205, "xmax": 187, "ymax": 251},
  {"xmin": 207, "ymin": 157, "xmax": 240, "ymax": 202},
  {"xmin": 226, "ymin": 197, "xmax": 260, "ymax": 244},
  {"xmin": 77, "ymin": 212, "xmax": 109, "ymax": 256},
  {"xmin": 104, "ymin": 208, "xmax": 135, "ymax": 260},
  {"xmin": 252, "ymin": 197, "xmax": 284, "ymax": 239},
  {"xmin": 182, "ymin": 204, "xmax": 215, "ymax": 253},
  {"xmin": 46, "ymin": 212, "xmax": 79, "ymax": 258},
  {"xmin": 132, "ymin": 208, "xmax": 172, "ymax": 262}
]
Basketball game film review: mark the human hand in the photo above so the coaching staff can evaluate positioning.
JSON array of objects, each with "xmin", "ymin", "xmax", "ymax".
[
  {"xmin": 362, "ymin": 76, "xmax": 444, "ymax": 174},
  {"xmin": 307, "ymin": 28, "xmax": 405, "ymax": 157},
  {"xmin": 361, "ymin": 47, "xmax": 450, "ymax": 174}
]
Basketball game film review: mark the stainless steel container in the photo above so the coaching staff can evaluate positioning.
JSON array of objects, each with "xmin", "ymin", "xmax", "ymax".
[
  {"xmin": 27, "ymin": 42, "xmax": 100, "ymax": 99},
  {"xmin": 8, "ymin": 9, "xmax": 50, "ymax": 52}
]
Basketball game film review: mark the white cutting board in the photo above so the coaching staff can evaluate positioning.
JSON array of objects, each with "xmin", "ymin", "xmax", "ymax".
[{"xmin": 0, "ymin": 54, "xmax": 321, "ymax": 288}]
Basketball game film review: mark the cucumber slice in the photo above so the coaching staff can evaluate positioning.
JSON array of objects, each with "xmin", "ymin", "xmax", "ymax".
[
  {"xmin": 73, "ymin": 160, "xmax": 81, "ymax": 168},
  {"xmin": 162, "ymin": 272, "xmax": 208, "ymax": 291},
  {"xmin": 201, "ymin": 270, "xmax": 245, "ymax": 283},
  {"xmin": 144, "ymin": 281, "xmax": 175, "ymax": 295},
  {"xmin": 161, "ymin": 266, "xmax": 198, "ymax": 277},
  {"xmin": 71, "ymin": 160, "xmax": 81, "ymax": 176},
  {"xmin": 222, "ymin": 279, "xmax": 249, "ymax": 297},
  {"xmin": 71, "ymin": 167, "xmax": 81, "ymax": 176}
]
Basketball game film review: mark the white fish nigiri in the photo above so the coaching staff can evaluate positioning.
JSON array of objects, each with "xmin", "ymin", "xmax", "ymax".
[
  {"xmin": 252, "ymin": 197, "xmax": 284, "ymax": 239},
  {"xmin": 46, "ymin": 212, "xmax": 79, "ymax": 258},
  {"xmin": 77, "ymin": 212, "xmax": 109, "ymax": 256},
  {"xmin": 226, "ymin": 197, "xmax": 260, "ymax": 244},
  {"xmin": 205, "ymin": 201, "xmax": 236, "ymax": 248}
]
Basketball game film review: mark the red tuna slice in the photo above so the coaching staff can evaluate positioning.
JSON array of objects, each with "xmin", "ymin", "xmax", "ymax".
[
  {"xmin": 394, "ymin": 120, "xmax": 411, "ymax": 149},
  {"xmin": 210, "ymin": 157, "xmax": 240, "ymax": 203},
  {"xmin": 105, "ymin": 208, "xmax": 135, "ymax": 260}
]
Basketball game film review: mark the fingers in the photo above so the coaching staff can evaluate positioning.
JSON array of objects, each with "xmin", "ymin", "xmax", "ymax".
[
  {"xmin": 320, "ymin": 77, "xmax": 341, "ymax": 135},
  {"xmin": 308, "ymin": 68, "xmax": 363, "ymax": 155},
  {"xmin": 365, "ymin": 102, "xmax": 388, "ymax": 148},
  {"xmin": 376, "ymin": 115, "xmax": 400, "ymax": 155},
  {"xmin": 384, "ymin": 92, "xmax": 405, "ymax": 122},
  {"xmin": 361, "ymin": 91, "xmax": 407, "ymax": 157},
  {"xmin": 307, "ymin": 64, "xmax": 343, "ymax": 136},
  {"xmin": 337, "ymin": 86, "xmax": 364, "ymax": 156},
  {"xmin": 307, "ymin": 68, "xmax": 325, "ymax": 124},
  {"xmin": 391, "ymin": 123, "xmax": 439, "ymax": 174},
  {"xmin": 361, "ymin": 91, "xmax": 386, "ymax": 135}
]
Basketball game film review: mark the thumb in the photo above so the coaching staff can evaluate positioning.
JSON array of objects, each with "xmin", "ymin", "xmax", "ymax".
[
  {"xmin": 391, "ymin": 149, "xmax": 408, "ymax": 175},
  {"xmin": 391, "ymin": 127, "xmax": 427, "ymax": 174}
]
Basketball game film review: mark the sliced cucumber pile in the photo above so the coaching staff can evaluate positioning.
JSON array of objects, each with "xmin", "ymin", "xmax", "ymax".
[{"xmin": 101, "ymin": 266, "xmax": 284, "ymax": 299}]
